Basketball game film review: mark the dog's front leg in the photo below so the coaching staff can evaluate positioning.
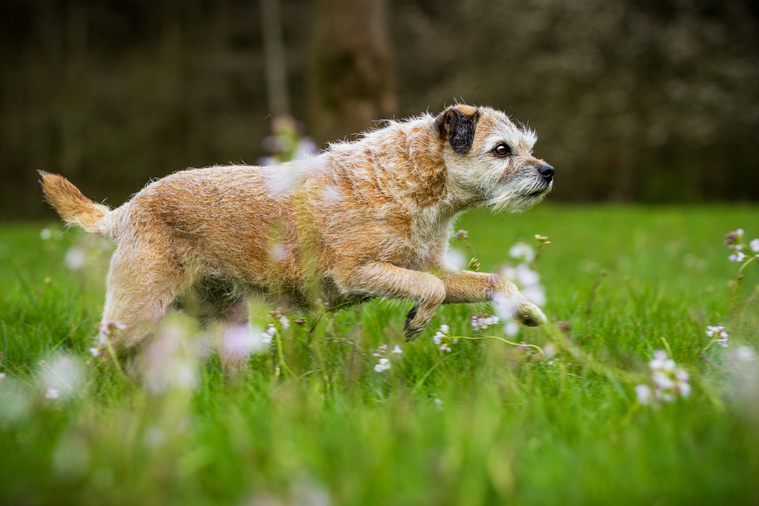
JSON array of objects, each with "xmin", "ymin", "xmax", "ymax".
[
  {"xmin": 438, "ymin": 270, "xmax": 547, "ymax": 326},
  {"xmin": 334, "ymin": 262, "xmax": 446, "ymax": 340}
]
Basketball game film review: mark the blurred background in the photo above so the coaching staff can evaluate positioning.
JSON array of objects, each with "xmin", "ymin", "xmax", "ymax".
[{"xmin": 2, "ymin": 0, "xmax": 758, "ymax": 220}]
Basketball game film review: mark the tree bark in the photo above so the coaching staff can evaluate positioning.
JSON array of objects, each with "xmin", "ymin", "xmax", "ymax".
[{"xmin": 308, "ymin": 0, "xmax": 396, "ymax": 145}]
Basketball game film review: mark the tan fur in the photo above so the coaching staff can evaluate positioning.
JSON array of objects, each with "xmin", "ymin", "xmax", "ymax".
[{"xmin": 40, "ymin": 105, "xmax": 554, "ymax": 352}]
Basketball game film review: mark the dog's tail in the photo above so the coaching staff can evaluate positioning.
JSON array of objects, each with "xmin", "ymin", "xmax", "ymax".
[{"xmin": 39, "ymin": 171, "xmax": 115, "ymax": 237}]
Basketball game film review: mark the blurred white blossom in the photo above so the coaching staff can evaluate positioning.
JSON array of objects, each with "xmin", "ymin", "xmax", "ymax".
[
  {"xmin": 706, "ymin": 325, "xmax": 729, "ymax": 348},
  {"xmin": 142, "ymin": 320, "xmax": 201, "ymax": 395},
  {"xmin": 471, "ymin": 313, "xmax": 500, "ymax": 331},
  {"xmin": 65, "ymin": 247, "xmax": 86, "ymax": 270},
  {"xmin": 636, "ymin": 349, "xmax": 690, "ymax": 405},
  {"xmin": 509, "ymin": 242, "xmax": 535, "ymax": 263},
  {"xmin": 40, "ymin": 353, "xmax": 85, "ymax": 401},
  {"xmin": 374, "ymin": 358, "xmax": 391, "ymax": 372},
  {"xmin": 222, "ymin": 323, "xmax": 265, "ymax": 359}
]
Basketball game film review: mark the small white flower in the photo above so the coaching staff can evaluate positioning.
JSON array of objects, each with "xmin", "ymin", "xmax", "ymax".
[
  {"xmin": 40, "ymin": 228, "xmax": 52, "ymax": 240},
  {"xmin": 521, "ymin": 284, "xmax": 547, "ymax": 307},
  {"xmin": 65, "ymin": 247, "xmax": 86, "ymax": 270},
  {"xmin": 515, "ymin": 264, "xmax": 540, "ymax": 287},
  {"xmin": 391, "ymin": 345, "xmax": 403, "ymax": 354},
  {"xmin": 731, "ymin": 346, "xmax": 756, "ymax": 363},
  {"xmin": 373, "ymin": 344, "xmax": 388, "ymax": 357},
  {"xmin": 45, "ymin": 388, "xmax": 60, "ymax": 399},
  {"xmin": 504, "ymin": 320, "xmax": 520, "ymax": 337},
  {"xmin": 440, "ymin": 344, "xmax": 452, "ymax": 352},
  {"xmin": 445, "ymin": 249, "xmax": 466, "ymax": 270},
  {"xmin": 652, "ymin": 371, "xmax": 674, "ymax": 390},
  {"xmin": 492, "ymin": 292, "xmax": 518, "ymax": 320},
  {"xmin": 439, "ymin": 324, "xmax": 449, "ymax": 334},
  {"xmin": 222, "ymin": 324, "xmax": 265, "ymax": 358},
  {"xmin": 635, "ymin": 384, "xmax": 652, "ymax": 405},
  {"xmin": 432, "ymin": 332, "xmax": 444, "ymax": 345},
  {"xmin": 374, "ymin": 358, "xmax": 391, "ymax": 372},
  {"xmin": 751, "ymin": 238, "xmax": 759, "ymax": 253},
  {"xmin": 509, "ymin": 242, "xmax": 535, "ymax": 262},
  {"xmin": 729, "ymin": 252, "xmax": 746, "ymax": 262},
  {"xmin": 0, "ymin": 373, "xmax": 6, "ymax": 381},
  {"xmin": 279, "ymin": 315, "xmax": 290, "ymax": 329},
  {"xmin": 88, "ymin": 348, "xmax": 100, "ymax": 357}
]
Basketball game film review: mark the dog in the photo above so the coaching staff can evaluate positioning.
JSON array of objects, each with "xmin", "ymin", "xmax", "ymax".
[{"xmin": 40, "ymin": 104, "xmax": 554, "ymax": 354}]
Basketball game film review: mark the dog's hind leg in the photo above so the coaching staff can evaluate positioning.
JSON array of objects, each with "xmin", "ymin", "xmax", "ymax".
[
  {"xmin": 185, "ymin": 278, "xmax": 253, "ymax": 371},
  {"xmin": 100, "ymin": 244, "xmax": 193, "ymax": 355}
]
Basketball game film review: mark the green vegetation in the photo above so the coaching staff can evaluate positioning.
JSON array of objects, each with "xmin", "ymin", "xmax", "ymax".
[{"xmin": 1, "ymin": 205, "xmax": 758, "ymax": 505}]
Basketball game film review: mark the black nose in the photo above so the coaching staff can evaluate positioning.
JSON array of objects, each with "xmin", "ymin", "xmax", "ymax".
[{"xmin": 537, "ymin": 164, "xmax": 554, "ymax": 182}]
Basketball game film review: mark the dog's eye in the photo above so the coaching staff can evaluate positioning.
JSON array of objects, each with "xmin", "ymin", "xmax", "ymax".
[{"xmin": 493, "ymin": 143, "xmax": 511, "ymax": 157}]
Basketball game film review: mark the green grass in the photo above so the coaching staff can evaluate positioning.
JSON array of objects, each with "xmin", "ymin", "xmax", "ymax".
[{"xmin": 1, "ymin": 204, "xmax": 759, "ymax": 505}]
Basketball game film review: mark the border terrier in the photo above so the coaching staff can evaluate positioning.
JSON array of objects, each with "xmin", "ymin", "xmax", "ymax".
[{"xmin": 40, "ymin": 104, "xmax": 554, "ymax": 354}]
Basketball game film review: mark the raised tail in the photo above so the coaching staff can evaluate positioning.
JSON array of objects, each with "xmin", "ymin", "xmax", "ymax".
[{"xmin": 39, "ymin": 171, "xmax": 112, "ymax": 235}]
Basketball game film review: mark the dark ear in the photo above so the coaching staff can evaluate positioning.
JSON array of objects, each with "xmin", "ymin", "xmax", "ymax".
[{"xmin": 436, "ymin": 106, "xmax": 480, "ymax": 154}]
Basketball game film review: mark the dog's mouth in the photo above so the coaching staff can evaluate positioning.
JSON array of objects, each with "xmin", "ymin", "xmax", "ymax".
[{"xmin": 521, "ymin": 184, "xmax": 552, "ymax": 199}]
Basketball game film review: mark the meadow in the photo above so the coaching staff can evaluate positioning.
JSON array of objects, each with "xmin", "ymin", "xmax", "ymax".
[{"xmin": 1, "ymin": 204, "xmax": 758, "ymax": 505}]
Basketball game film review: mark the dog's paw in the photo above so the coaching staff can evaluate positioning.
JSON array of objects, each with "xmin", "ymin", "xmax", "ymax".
[
  {"xmin": 404, "ymin": 306, "xmax": 425, "ymax": 341},
  {"xmin": 515, "ymin": 299, "xmax": 547, "ymax": 327}
]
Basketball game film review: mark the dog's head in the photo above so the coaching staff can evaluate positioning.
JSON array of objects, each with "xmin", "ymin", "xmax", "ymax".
[{"xmin": 435, "ymin": 105, "xmax": 553, "ymax": 212}]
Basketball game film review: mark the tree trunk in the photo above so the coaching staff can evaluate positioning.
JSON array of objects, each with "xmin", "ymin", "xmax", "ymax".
[{"xmin": 308, "ymin": 0, "xmax": 396, "ymax": 146}]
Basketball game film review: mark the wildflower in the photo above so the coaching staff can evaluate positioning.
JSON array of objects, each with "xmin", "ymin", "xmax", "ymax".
[
  {"xmin": 391, "ymin": 345, "xmax": 403, "ymax": 354},
  {"xmin": 504, "ymin": 320, "xmax": 520, "ymax": 337},
  {"xmin": 269, "ymin": 308, "xmax": 290, "ymax": 329},
  {"xmin": 261, "ymin": 324, "xmax": 277, "ymax": 345},
  {"xmin": 374, "ymin": 358, "xmax": 391, "ymax": 372},
  {"xmin": 706, "ymin": 325, "xmax": 729, "ymax": 348},
  {"xmin": 65, "ymin": 247, "xmax": 86, "ymax": 270},
  {"xmin": 98, "ymin": 321, "xmax": 126, "ymax": 336},
  {"xmin": 729, "ymin": 252, "xmax": 746, "ymax": 262},
  {"xmin": 635, "ymin": 384, "xmax": 652, "ymax": 405},
  {"xmin": 445, "ymin": 249, "xmax": 466, "ymax": 270},
  {"xmin": 39, "ymin": 354, "xmax": 84, "ymax": 401},
  {"xmin": 725, "ymin": 229, "xmax": 744, "ymax": 246},
  {"xmin": 222, "ymin": 323, "xmax": 265, "ymax": 359},
  {"xmin": 509, "ymin": 241, "xmax": 535, "ymax": 263},
  {"xmin": 471, "ymin": 313, "xmax": 500, "ymax": 331},
  {"xmin": 45, "ymin": 388, "xmax": 60, "ymax": 399},
  {"xmin": 640, "ymin": 349, "xmax": 690, "ymax": 404},
  {"xmin": 373, "ymin": 344, "xmax": 388, "ymax": 357},
  {"xmin": 455, "ymin": 229, "xmax": 468, "ymax": 240},
  {"xmin": 40, "ymin": 228, "xmax": 52, "ymax": 240},
  {"xmin": 751, "ymin": 238, "xmax": 759, "ymax": 253},
  {"xmin": 432, "ymin": 324, "xmax": 455, "ymax": 351},
  {"xmin": 649, "ymin": 349, "xmax": 675, "ymax": 371},
  {"xmin": 730, "ymin": 346, "xmax": 756, "ymax": 363},
  {"xmin": 143, "ymin": 320, "xmax": 201, "ymax": 394}
]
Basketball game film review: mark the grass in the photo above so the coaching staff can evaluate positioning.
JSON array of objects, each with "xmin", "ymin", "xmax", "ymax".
[{"xmin": 1, "ymin": 204, "xmax": 758, "ymax": 505}]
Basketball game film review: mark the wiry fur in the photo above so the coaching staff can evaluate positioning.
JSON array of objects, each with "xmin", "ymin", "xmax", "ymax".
[{"xmin": 40, "ymin": 105, "xmax": 554, "ymax": 353}]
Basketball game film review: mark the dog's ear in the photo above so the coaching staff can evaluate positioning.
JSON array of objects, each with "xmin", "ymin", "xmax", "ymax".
[{"xmin": 436, "ymin": 105, "xmax": 480, "ymax": 154}]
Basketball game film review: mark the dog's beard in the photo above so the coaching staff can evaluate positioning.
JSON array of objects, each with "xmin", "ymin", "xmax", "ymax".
[{"xmin": 488, "ymin": 177, "xmax": 552, "ymax": 213}]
